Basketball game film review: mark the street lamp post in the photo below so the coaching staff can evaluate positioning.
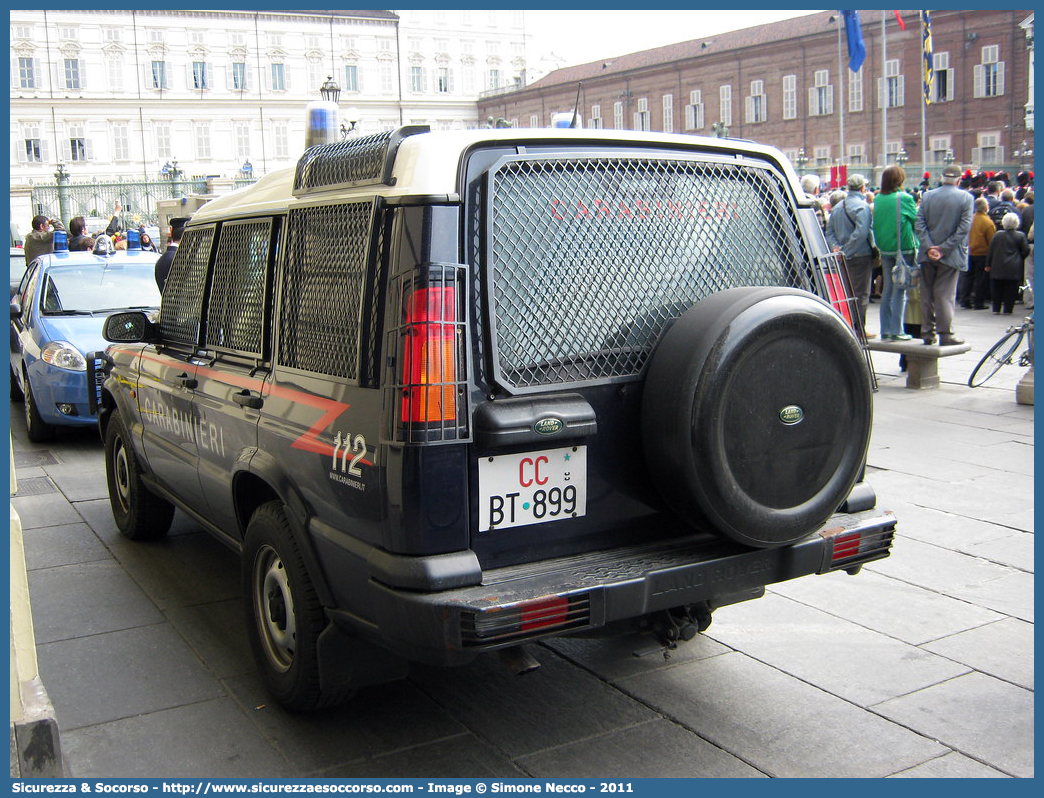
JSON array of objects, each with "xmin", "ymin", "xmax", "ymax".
[
  {"xmin": 54, "ymin": 162, "xmax": 70, "ymax": 225},
  {"xmin": 896, "ymin": 149, "xmax": 908, "ymax": 168},
  {"xmin": 944, "ymin": 148, "xmax": 956, "ymax": 166},
  {"xmin": 1014, "ymin": 139, "xmax": 1034, "ymax": 169},
  {"xmin": 795, "ymin": 148, "xmax": 808, "ymax": 172}
]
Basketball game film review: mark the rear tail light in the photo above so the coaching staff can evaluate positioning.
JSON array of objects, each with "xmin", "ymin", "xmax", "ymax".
[
  {"xmin": 388, "ymin": 262, "xmax": 468, "ymax": 443},
  {"xmin": 402, "ymin": 286, "xmax": 457, "ymax": 424},
  {"xmin": 820, "ymin": 518, "xmax": 895, "ymax": 573}
]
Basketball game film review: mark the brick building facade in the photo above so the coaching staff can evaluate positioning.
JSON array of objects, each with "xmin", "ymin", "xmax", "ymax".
[{"xmin": 479, "ymin": 10, "xmax": 1034, "ymax": 185}]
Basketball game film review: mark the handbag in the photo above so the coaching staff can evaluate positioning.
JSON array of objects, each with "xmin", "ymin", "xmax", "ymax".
[{"xmin": 891, "ymin": 194, "xmax": 915, "ymax": 290}]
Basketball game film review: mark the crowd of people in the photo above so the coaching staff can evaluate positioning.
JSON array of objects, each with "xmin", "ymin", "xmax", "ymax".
[
  {"xmin": 21, "ymin": 204, "xmax": 190, "ymax": 292},
  {"xmin": 805, "ymin": 165, "xmax": 1034, "ymax": 355}
]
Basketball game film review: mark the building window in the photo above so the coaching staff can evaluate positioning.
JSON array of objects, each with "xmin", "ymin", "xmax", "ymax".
[
  {"xmin": 878, "ymin": 59, "xmax": 904, "ymax": 108},
  {"xmin": 884, "ymin": 141, "xmax": 901, "ymax": 164},
  {"xmin": 344, "ymin": 64, "xmax": 358, "ymax": 92},
  {"xmin": 613, "ymin": 101, "xmax": 624, "ymax": 129},
  {"xmin": 589, "ymin": 104, "xmax": 602, "ymax": 129},
  {"xmin": 271, "ymin": 63, "xmax": 286, "ymax": 91},
  {"xmin": 745, "ymin": 79, "xmax": 767, "ymax": 124},
  {"xmin": 23, "ymin": 133, "xmax": 42, "ymax": 162},
  {"xmin": 195, "ymin": 122, "xmax": 211, "ymax": 159},
  {"xmin": 974, "ymin": 132, "xmax": 1003, "ymax": 164},
  {"xmin": 849, "ymin": 67, "xmax": 863, "ymax": 112},
  {"xmin": 529, "ymin": 114, "xmax": 539, "ymax": 128},
  {"xmin": 411, "ymin": 66, "xmax": 425, "ymax": 93},
  {"xmin": 719, "ymin": 84, "xmax": 732, "ymax": 127},
  {"xmin": 268, "ymin": 33, "xmax": 283, "ymax": 48},
  {"xmin": 107, "ymin": 55, "xmax": 123, "ymax": 91},
  {"xmin": 408, "ymin": 37, "xmax": 422, "ymax": 53},
  {"xmin": 58, "ymin": 26, "xmax": 76, "ymax": 41},
  {"xmin": 487, "ymin": 69, "xmax": 500, "ymax": 90},
  {"xmin": 190, "ymin": 30, "xmax": 206, "ymax": 45},
  {"xmin": 782, "ymin": 75, "xmax": 797, "ymax": 120},
  {"xmin": 930, "ymin": 136, "xmax": 951, "ymax": 163},
  {"xmin": 462, "ymin": 40, "xmax": 473, "ymax": 55},
  {"xmin": 378, "ymin": 38, "xmax": 393, "ymax": 52},
  {"xmin": 17, "ymin": 57, "xmax": 37, "ymax": 89},
  {"xmin": 235, "ymin": 122, "xmax": 250, "ymax": 158},
  {"xmin": 273, "ymin": 121, "xmax": 288, "ymax": 159},
  {"xmin": 380, "ymin": 65, "xmax": 395, "ymax": 94},
  {"xmin": 151, "ymin": 60, "xmax": 169, "ymax": 90},
  {"xmin": 434, "ymin": 38, "xmax": 449, "ymax": 53},
  {"xmin": 229, "ymin": 32, "xmax": 244, "ymax": 46},
  {"xmin": 686, "ymin": 90, "xmax": 704, "ymax": 130},
  {"xmin": 155, "ymin": 122, "xmax": 171, "ymax": 159},
  {"xmin": 814, "ymin": 146, "xmax": 831, "ymax": 166},
  {"xmin": 63, "ymin": 58, "xmax": 82, "ymax": 90},
  {"xmin": 232, "ymin": 62, "xmax": 247, "ymax": 91},
  {"xmin": 112, "ymin": 122, "xmax": 129, "ymax": 160},
  {"xmin": 68, "ymin": 124, "xmax": 87, "ymax": 161},
  {"xmin": 192, "ymin": 61, "xmax": 208, "ymax": 90},
  {"xmin": 848, "ymin": 144, "xmax": 864, "ymax": 165},
  {"xmin": 662, "ymin": 94, "xmax": 674, "ymax": 133},
  {"xmin": 974, "ymin": 45, "xmax": 1005, "ymax": 98},
  {"xmin": 486, "ymin": 40, "xmax": 500, "ymax": 57},
  {"xmin": 810, "ymin": 70, "xmax": 833, "ymax": 116},
  {"xmin": 634, "ymin": 97, "xmax": 650, "ymax": 131},
  {"xmin": 933, "ymin": 52, "xmax": 955, "ymax": 102},
  {"xmin": 13, "ymin": 25, "xmax": 32, "ymax": 40},
  {"xmin": 148, "ymin": 29, "xmax": 164, "ymax": 44},
  {"xmin": 437, "ymin": 67, "xmax": 452, "ymax": 93}
]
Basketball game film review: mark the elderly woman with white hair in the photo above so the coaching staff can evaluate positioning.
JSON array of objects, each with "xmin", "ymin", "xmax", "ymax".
[{"xmin": 984, "ymin": 212, "xmax": 1030, "ymax": 314}]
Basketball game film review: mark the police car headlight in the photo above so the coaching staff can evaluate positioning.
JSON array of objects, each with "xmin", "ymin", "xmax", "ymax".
[{"xmin": 41, "ymin": 342, "xmax": 87, "ymax": 371}]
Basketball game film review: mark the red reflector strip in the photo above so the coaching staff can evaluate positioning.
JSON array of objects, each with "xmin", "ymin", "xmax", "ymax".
[
  {"xmin": 520, "ymin": 597, "xmax": 569, "ymax": 631},
  {"xmin": 831, "ymin": 531, "xmax": 862, "ymax": 561},
  {"xmin": 825, "ymin": 272, "xmax": 855, "ymax": 328}
]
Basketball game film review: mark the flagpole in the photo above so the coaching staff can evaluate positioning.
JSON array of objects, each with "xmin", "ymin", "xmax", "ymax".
[
  {"xmin": 838, "ymin": 18, "xmax": 844, "ymax": 176},
  {"xmin": 921, "ymin": 12, "xmax": 931, "ymax": 172},
  {"xmin": 882, "ymin": 11, "xmax": 887, "ymax": 181}
]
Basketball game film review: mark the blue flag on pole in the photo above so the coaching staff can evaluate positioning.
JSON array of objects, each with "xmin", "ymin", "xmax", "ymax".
[{"xmin": 841, "ymin": 9, "xmax": 866, "ymax": 72}]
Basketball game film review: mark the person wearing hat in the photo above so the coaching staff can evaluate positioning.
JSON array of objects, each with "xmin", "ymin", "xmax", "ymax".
[
  {"xmin": 913, "ymin": 163, "xmax": 974, "ymax": 345},
  {"xmin": 155, "ymin": 216, "xmax": 190, "ymax": 292},
  {"xmin": 825, "ymin": 173, "xmax": 875, "ymax": 338}
]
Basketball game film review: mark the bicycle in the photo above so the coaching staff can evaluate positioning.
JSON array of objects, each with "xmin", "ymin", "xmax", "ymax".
[{"xmin": 967, "ymin": 312, "xmax": 1034, "ymax": 387}]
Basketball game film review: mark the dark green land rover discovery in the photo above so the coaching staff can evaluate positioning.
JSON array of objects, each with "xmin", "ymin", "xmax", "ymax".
[{"xmin": 94, "ymin": 126, "xmax": 894, "ymax": 711}]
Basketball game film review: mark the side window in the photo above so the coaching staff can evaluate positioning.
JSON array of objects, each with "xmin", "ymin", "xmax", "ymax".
[
  {"xmin": 17, "ymin": 263, "xmax": 40, "ymax": 318},
  {"xmin": 159, "ymin": 227, "xmax": 215, "ymax": 347},
  {"xmin": 205, "ymin": 219, "xmax": 274, "ymax": 356},
  {"xmin": 278, "ymin": 202, "xmax": 374, "ymax": 380}
]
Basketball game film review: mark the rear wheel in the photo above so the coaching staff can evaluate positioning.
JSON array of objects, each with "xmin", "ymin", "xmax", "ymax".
[
  {"xmin": 968, "ymin": 329, "xmax": 1023, "ymax": 387},
  {"xmin": 243, "ymin": 501, "xmax": 349, "ymax": 712},
  {"xmin": 104, "ymin": 410, "xmax": 175, "ymax": 539},
  {"xmin": 22, "ymin": 369, "xmax": 56, "ymax": 443},
  {"xmin": 642, "ymin": 287, "xmax": 873, "ymax": 548}
]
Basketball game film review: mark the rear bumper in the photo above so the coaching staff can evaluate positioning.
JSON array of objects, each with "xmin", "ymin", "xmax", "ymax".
[{"xmin": 336, "ymin": 508, "xmax": 895, "ymax": 665}]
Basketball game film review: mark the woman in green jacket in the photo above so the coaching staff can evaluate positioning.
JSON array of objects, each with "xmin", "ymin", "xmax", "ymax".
[{"xmin": 873, "ymin": 165, "xmax": 918, "ymax": 339}]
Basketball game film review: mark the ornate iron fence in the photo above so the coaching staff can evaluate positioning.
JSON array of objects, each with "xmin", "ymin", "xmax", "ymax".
[{"xmin": 29, "ymin": 176, "xmax": 213, "ymax": 229}]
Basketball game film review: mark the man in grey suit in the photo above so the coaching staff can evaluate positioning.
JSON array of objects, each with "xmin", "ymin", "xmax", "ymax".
[{"xmin": 915, "ymin": 163, "xmax": 974, "ymax": 345}]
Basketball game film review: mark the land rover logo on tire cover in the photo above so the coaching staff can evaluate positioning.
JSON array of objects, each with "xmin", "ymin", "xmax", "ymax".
[
  {"xmin": 534, "ymin": 417, "xmax": 563, "ymax": 435},
  {"xmin": 779, "ymin": 405, "xmax": 804, "ymax": 425}
]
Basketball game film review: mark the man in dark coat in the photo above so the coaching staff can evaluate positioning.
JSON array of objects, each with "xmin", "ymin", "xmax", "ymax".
[
  {"xmin": 23, "ymin": 215, "xmax": 65, "ymax": 265},
  {"xmin": 154, "ymin": 216, "xmax": 189, "ymax": 292},
  {"xmin": 914, "ymin": 163, "xmax": 974, "ymax": 345}
]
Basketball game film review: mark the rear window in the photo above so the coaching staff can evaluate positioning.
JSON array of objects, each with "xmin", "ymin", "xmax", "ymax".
[{"xmin": 483, "ymin": 154, "xmax": 812, "ymax": 391}]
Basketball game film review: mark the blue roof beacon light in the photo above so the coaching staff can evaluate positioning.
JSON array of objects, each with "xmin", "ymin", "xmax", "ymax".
[
  {"xmin": 126, "ymin": 229, "xmax": 141, "ymax": 250},
  {"xmin": 52, "ymin": 228, "xmax": 69, "ymax": 251}
]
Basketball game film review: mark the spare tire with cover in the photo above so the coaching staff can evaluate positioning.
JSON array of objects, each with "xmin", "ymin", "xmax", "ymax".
[{"xmin": 641, "ymin": 287, "xmax": 872, "ymax": 548}]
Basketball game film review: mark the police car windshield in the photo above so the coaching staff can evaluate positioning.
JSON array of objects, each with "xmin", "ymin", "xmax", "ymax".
[{"xmin": 41, "ymin": 260, "xmax": 161, "ymax": 315}]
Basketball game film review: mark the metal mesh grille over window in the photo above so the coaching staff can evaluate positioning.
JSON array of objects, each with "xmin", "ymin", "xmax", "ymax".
[
  {"xmin": 205, "ymin": 220, "xmax": 271, "ymax": 355},
  {"xmin": 278, "ymin": 203, "xmax": 371, "ymax": 379},
  {"xmin": 294, "ymin": 131, "xmax": 392, "ymax": 192},
  {"xmin": 486, "ymin": 156, "xmax": 811, "ymax": 390},
  {"xmin": 159, "ymin": 227, "xmax": 214, "ymax": 346}
]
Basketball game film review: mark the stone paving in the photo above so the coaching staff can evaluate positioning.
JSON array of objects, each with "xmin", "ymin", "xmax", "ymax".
[{"xmin": 9, "ymin": 304, "xmax": 1033, "ymax": 778}]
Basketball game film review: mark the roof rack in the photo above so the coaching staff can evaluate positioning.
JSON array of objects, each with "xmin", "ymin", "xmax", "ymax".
[{"xmin": 293, "ymin": 125, "xmax": 430, "ymax": 195}]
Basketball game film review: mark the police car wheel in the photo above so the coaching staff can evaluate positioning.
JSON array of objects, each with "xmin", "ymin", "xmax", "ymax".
[
  {"xmin": 103, "ymin": 410, "xmax": 174, "ymax": 539},
  {"xmin": 641, "ymin": 287, "xmax": 872, "ymax": 548},
  {"xmin": 243, "ymin": 501, "xmax": 343, "ymax": 712},
  {"xmin": 22, "ymin": 370, "xmax": 55, "ymax": 443}
]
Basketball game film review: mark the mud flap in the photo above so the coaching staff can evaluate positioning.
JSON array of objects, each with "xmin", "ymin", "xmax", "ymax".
[{"xmin": 316, "ymin": 623, "xmax": 409, "ymax": 694}]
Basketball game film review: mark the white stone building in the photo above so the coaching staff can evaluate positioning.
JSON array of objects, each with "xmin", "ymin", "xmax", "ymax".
[{"xmin": 9, "ymin": 9, "xmax": 528, "ymax": 185}]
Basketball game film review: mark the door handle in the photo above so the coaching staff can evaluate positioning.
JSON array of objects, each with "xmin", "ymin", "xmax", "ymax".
[
  {"xmin": 177, "ymin": 373, "xmax": 198, "ymax": 389},
  {"xmin": 233, "ymin": 390, "xmax": 263, "ymax": 410}
]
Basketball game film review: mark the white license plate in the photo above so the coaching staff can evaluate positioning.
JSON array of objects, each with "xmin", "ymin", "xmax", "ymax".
[{"xmin": 478, "ymin": 446, "xmax": 587, "ymax": 531}]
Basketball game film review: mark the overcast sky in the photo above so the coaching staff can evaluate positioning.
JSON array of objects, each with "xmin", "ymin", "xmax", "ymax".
[{"xmin": 524, "ymin": 9, "xmax": 823, "ymax": 68}]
